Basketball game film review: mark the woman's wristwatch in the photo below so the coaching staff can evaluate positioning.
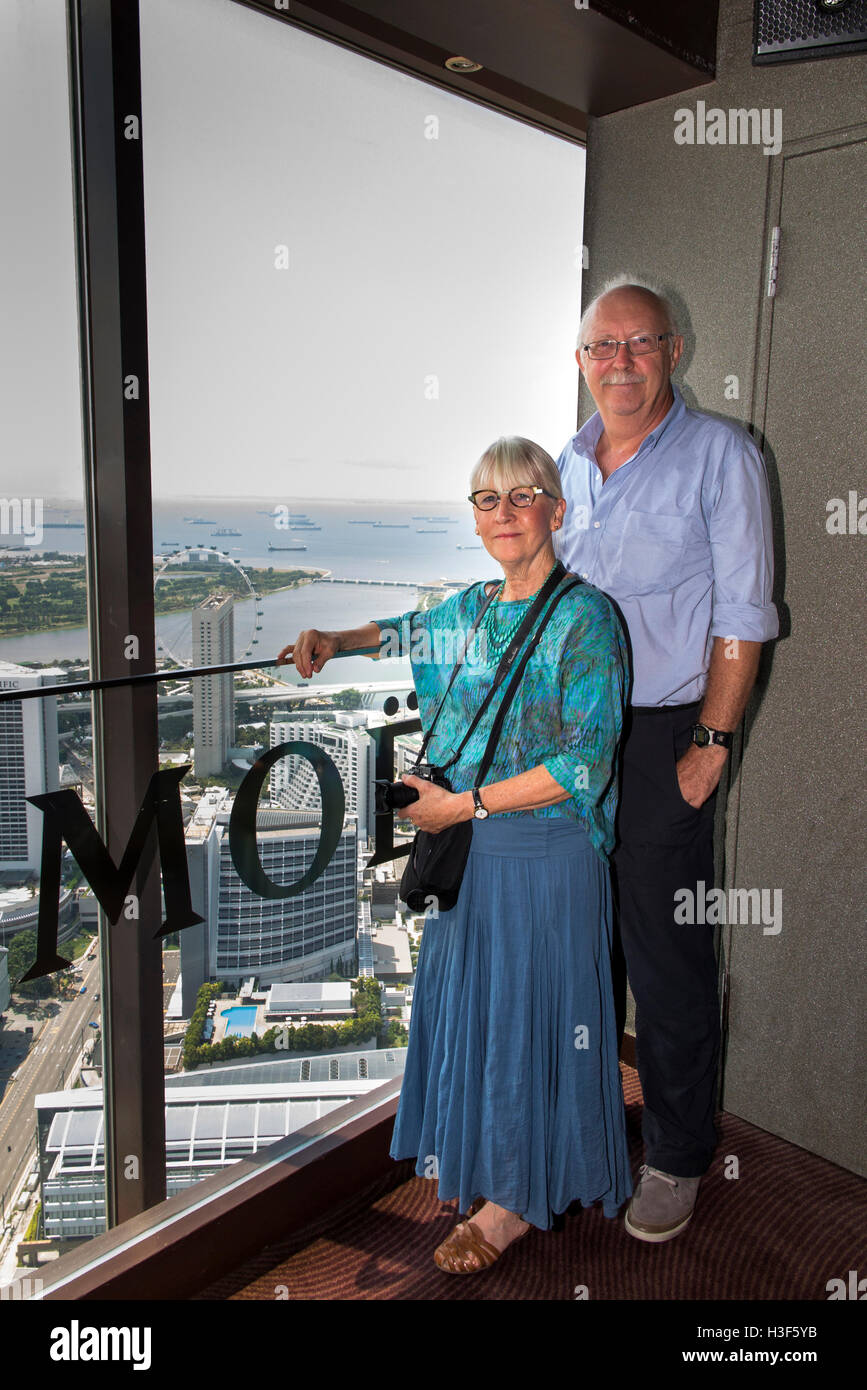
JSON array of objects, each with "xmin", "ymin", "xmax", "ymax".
[{"xmin": 471, "ymin": 787, "xmax": 489, "ymax": 819}]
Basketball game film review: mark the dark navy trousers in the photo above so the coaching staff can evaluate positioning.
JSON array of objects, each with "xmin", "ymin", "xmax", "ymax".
[{"xmin": 610, "ymin": 700, "xmax": 721, "ymax": 1177}]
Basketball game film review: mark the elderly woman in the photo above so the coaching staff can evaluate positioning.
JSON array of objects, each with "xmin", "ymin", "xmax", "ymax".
[{"xmin": 279, "ymin": 437, "xmax": 631, "ymax": 1273}]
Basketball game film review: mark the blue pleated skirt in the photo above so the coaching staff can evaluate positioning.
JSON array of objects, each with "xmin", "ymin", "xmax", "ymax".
[{"xmin": 389, "ymin": 815, "xmax": 632, "ymax": 1228}]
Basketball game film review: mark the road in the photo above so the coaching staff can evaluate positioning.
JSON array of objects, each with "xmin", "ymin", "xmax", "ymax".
[{"xmin": 0, "ymin": 949, "xmax": 101, "ymax": 1223}]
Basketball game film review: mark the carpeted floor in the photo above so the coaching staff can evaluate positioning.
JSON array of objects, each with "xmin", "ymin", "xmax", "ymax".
[{"xmin": 197, "ymin": 1064, "xmax": 866, "ymax": 1300}]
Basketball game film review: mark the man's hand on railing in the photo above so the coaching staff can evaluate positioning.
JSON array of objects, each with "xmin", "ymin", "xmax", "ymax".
[{"xmin": 276, "ymin": 629, "xmax": 341, "ymax": 678}]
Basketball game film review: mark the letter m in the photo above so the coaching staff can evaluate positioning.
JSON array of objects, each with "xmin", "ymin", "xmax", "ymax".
[
  {"xmin": 22, "ymin": 766, "xmax": 203, "ymax": 982},
  {"xmin": 728, "ymin": 108, "xmax": 759, "ymax": 145}
]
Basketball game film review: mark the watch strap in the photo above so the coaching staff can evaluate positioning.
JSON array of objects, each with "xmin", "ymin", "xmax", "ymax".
[{"xmin": 693, "ymin": 722, "xmax": 733, "ymax": 749}]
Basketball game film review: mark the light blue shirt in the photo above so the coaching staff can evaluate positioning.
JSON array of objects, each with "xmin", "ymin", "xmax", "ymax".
[{"xmin": 553, "ymin": 386, "xmax": 779, "ymax": 706}]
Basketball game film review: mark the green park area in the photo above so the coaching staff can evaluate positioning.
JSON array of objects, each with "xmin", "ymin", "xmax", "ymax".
[
  {"xmin": 183, "ymin": 979, "xmax": 407, "ymax": 1071},
  {"xmin": 0, "ymin": 553, "xmax": 323, "ymax": 638}
]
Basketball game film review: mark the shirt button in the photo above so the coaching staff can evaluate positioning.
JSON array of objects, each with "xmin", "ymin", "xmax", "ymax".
[
  {"xmin": 593, "ymin": 521, "xmax": 600, "ymax": 529},
  {"xmin": 581, "ymin": 572, "xmax": 589, "ymax": 580}
]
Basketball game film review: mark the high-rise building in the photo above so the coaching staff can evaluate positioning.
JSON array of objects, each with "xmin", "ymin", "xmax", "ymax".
[
  {"xmin": 182, "ymin": 790, "xmax": 358, "ymax": 1014},
  {"xmin": 192, "ymin": 594, "xmax": 234, "ymax": 778},
  {"xmin": 0, "ymin": 661, "xmax": 60, "ymax": 872},
  {"xmin": 269, "ymin": 711, "xmax": 375, "ymax": 840}
]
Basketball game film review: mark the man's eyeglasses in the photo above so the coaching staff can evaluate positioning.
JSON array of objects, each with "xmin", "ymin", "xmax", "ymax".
[
  {"xmin": 469, "ymin": 485, "xmax": 557, "ymax": 510},
  {"xmin": 581, "ymin": 331, "xmax": 674, "ymax": 360}
]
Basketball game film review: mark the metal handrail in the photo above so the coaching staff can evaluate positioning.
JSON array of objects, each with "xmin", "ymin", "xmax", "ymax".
[{"xmin": 0, "ymin": 648, "xmax": 381, "ymax": 703}]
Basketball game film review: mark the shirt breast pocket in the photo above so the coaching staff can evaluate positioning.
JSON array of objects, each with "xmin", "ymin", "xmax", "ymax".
[{"xmin": 617, "ymin": 510, "xmax": 690, "ymax": 594}]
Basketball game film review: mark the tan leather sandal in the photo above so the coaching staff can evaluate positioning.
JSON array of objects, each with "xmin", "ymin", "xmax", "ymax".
[{"xmin": 433, "ymin": 1216, "xmax": 530, "ymax": 1274}]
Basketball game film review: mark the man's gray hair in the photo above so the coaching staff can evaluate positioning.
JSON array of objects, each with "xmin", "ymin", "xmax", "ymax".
[{"xmin": 577, "ymin": 274, "xmax": 679, "ymax": 349}]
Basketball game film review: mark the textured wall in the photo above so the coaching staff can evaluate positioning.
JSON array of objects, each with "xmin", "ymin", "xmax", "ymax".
[{"xmin": 581, "ymin": 0, "xmax": 866, "ymax": 1174}]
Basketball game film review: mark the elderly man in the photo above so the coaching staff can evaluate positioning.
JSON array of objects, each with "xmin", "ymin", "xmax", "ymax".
[{"xmin": 553, "ymin": 277, "xmax": 778, "ymax": 1242}]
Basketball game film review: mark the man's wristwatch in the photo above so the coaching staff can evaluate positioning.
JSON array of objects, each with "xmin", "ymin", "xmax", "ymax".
[
  {"xmin": 471, "ymin": 787, "xmax": 489, "ymax": 819},
  {"xmin": 691, "ymin": 723, "xmax": 733, "ymax": 750}
]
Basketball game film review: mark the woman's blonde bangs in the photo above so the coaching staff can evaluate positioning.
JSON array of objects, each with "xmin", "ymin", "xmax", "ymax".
[{"xmin": 470, "ymin": 437, "xmax": 562, "ymax": 500}]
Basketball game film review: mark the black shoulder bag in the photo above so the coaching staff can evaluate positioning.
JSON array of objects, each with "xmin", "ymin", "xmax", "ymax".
[{"xmin": 399, "ymin": 564, "xmax": 582, "ymax": 912}]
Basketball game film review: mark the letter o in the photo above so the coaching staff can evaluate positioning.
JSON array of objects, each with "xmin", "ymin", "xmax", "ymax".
[{"xmin": 229, "ymin": 741, "xmax": 345, "ymax": 898}]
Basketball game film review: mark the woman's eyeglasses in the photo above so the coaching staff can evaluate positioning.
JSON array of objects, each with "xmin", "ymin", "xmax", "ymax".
[{"xmin": 469, "ymin": 486, "xmax": 557, "ymax": 510}]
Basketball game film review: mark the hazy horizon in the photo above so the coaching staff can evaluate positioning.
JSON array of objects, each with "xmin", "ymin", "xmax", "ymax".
[{"xmin": 2, "ymin": 0, "xmax": 585, "ymax": 505}]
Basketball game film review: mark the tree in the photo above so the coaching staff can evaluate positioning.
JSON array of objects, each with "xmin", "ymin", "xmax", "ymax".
[
  {"xmin": 7, "ymin": 930, "xmax": 53, "ymax": 998},
  {"xmin": 381, "ymin": 1018, "xmax": 408, "ymax": 1047}
]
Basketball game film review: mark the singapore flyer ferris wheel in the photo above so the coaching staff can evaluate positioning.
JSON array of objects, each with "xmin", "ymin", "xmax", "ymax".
[{"xmin": 153, "ymin": 546, "xmax": 264, "ymax": 668}]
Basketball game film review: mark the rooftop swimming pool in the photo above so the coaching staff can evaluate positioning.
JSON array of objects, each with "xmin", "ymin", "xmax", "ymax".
[{"xmin": 220, "ymin": 1006, "xmax": 259, "ymax": 1038}]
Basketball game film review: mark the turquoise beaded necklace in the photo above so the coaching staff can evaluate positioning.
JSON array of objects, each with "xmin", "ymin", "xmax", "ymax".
[{"xmin": 479, "ymin": 561, "xmax": 560, "ymax": 664}]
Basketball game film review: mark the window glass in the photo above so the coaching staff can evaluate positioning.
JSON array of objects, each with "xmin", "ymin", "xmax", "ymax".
[
  {"xmin": 139, "ymin": 0, "xmax": 585, "ymax": 1226},
  {"xmin": 2, "ymin": 0, "xmax": 585, "ymax": 1270},
  {"xmin": 0, "ymin": 0, "xmax": 106, "ymax": 1275}
]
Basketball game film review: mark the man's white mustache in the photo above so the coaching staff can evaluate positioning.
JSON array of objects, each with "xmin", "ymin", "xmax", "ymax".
[{"xmin": 601, "ymin": 372, "xmax": 643, "ymax": 385}]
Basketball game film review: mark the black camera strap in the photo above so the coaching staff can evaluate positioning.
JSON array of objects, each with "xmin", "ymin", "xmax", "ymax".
[
  {"xmin": 421, "ymin": 560, "xmax": 568, "ymax": 771},
  {"xmin": 474, "ymin": 577, "xmax": 584, "ymax": 787},
  {"xmin": 414, "ymin": 576, "xmax": 501, "ymax": 767},
  {"xmin": 416, "ymin": 562, "xmax": 566, "ymax": 767}
]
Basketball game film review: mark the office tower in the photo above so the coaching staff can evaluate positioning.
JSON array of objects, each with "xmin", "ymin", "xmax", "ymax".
[
  {"xmin": 269, "ymin": 711, "xmax": 374, "ymax": 839},
  {"xmin": 182, "ymin": 791, "xmax": 358, "ymax": 1014},
  {"xmin": 0, "ymin": 662, "xmax": 60, "ymax": 871},
  {"xmin": 192, "ymin": 594, "xmax": 234, "ymax": 778}
]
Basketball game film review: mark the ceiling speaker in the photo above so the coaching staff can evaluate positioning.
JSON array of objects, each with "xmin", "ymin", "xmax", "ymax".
[{"xmin": 754, "ymin": 0, "xmax": 867, "ymax": 63}]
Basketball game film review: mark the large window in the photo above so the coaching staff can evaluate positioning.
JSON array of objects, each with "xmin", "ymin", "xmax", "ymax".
[
  {"xmin": 0, "ymin": 0, "xmax": 584, "ymax": 1276},
  {"xmin": 0, "ymin": 0, "xmax": 104, "ymax": 1273}
]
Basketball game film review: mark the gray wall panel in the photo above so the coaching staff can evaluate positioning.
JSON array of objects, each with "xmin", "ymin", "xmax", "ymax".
[{"xmin": 580, "ymin": 0, "xmax": 866, "ymax": 1173}]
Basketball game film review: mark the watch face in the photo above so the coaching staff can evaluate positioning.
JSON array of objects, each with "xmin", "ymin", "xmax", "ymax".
[{"xmin": 693, "ymin": 725, "xmax": 710, "ymax": 746}]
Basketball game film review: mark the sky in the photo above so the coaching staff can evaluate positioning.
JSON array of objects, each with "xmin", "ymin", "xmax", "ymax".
[{"xmin": 1, "ymin": 0, "xmax": 585, "ymax": 504}]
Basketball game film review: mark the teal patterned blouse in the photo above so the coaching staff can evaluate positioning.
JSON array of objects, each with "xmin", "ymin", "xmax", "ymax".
[{"xmin": 372, "ymin": 575, "xmax": 628, "ymax": 860}]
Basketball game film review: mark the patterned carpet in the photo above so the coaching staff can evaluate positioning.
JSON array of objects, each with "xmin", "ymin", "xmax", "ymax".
[{"xmin": 198, "ymin": 1065, "xmax": 866, "ymax": 1301}]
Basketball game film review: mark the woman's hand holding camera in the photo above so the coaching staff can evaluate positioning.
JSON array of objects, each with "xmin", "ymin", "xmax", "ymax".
[
  {"xmin": 400, "ymin": 775, "xmax": 473, "ymax": 833},
  {"xmin": 276, "ymin": 629, "xmax": 340, "ymax": 678}
]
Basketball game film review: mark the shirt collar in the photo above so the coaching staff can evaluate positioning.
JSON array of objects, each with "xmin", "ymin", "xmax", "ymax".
[{"xmin": 572, "ymin": 383, "xmax": 685, "ymax": 465}]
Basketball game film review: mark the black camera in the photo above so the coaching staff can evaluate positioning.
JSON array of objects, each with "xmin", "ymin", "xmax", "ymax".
[{"xmin": 374, "ymin": 762, "xmax": 452, "ymax": 815}]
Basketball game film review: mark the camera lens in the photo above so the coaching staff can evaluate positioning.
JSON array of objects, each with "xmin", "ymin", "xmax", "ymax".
[
  {"xmin": 374, "ymin": 779, "xmax": 420, "ymax": 814},
  {"xmin": 391, "ymin": 783, "xmax": 420, "ymax": 808}
]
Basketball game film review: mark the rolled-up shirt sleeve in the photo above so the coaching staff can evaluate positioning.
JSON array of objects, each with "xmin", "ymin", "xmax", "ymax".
[
  {"xmin": 370, "ymin": 611, "xmax": 418, "ymax": 658},
  {"xmin": 541, "ymin": 594, "xmax": 627, "ymax": 840},
  {"xmin": 707, "ymin": 436, "xmax": 779, "ymax": 642}
]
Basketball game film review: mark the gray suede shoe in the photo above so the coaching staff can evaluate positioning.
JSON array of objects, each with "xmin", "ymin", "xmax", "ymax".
[{"xmin": 624, "ymin": 1164, "xmax": 701, "ymax": 1242}]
